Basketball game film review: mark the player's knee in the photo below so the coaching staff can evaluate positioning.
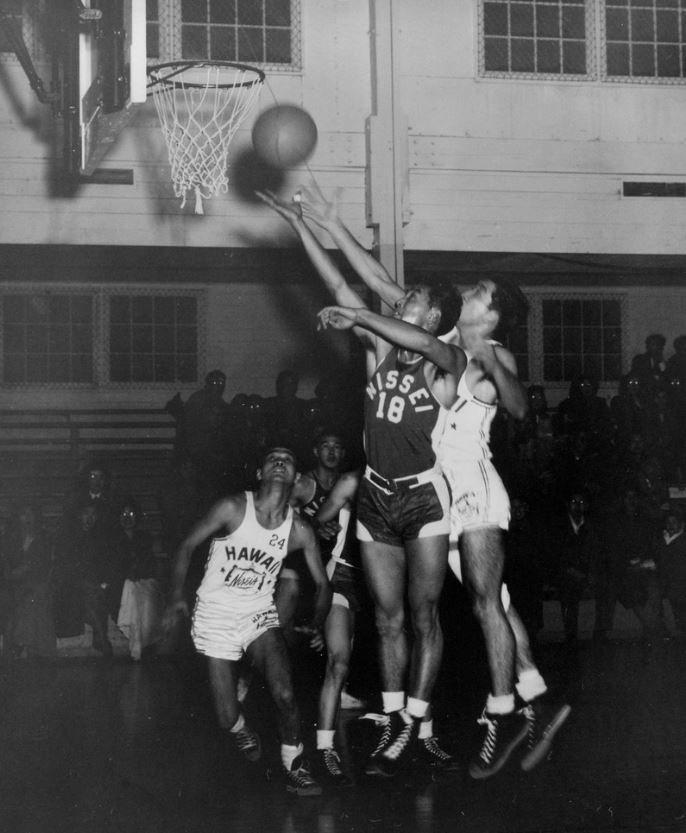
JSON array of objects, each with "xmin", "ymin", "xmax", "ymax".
[
  {"xmin": 410, "ymin": 600, "xmax": 440, "ymax": 636},
  {"xmin": 374, "ymin": 608, "xmax": 404, "ymax": 640},
  {"xmin": 271, "ymin": 681, "xmax": 297, "ymax": 714}
]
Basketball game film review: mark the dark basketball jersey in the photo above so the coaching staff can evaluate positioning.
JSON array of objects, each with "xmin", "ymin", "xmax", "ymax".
[
  {"xmin": 301, "ymin": 473, "xmax": 335, "ymax": 561},
  {"xmin": 364, "ymin": 348, "xmax": 446, "ymax": 480}
]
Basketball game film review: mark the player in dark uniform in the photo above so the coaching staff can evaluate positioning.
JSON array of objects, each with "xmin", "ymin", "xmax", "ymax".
[
  {"xmin": 310, "ymin": 469, "xmax": 368, "ymax": 784},
  {"xmin": 276, "ymin": 430, "xmax": 346, "ymax": 640},
  {"xmin": 258, "ymin": 187, "xmax": 466, "ymax": 778}
]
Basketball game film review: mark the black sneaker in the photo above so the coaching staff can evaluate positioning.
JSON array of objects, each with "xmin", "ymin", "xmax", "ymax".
[
  {"xmin": 232, "ymin": 723, "xmax": 262, "ymax": 762},
  {"xmin": 316, "ymin": 747, "xmax": 354, "ymax": 787},
  {"xmin": 520, "ymin": 701, "xmax": 571, "ymax": 772},
  {"xmin": 285, "ymin": 755, "xmax": 323, "ymax": 797},
  {"xmin": 365, "ymin": 710, "xmax": 417, "ymax": 778},
  {"xmin": 468, "ymin": 710, "xmax": 528, "ymax": 779},
  {"xmin": 415, "ymin": 735, "xmax": 459, "ymax": 771}
]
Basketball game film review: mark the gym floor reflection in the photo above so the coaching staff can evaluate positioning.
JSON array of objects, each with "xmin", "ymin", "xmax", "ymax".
[{"xmin": 1, "ymin": 634, "xmax": 685, "ymax": 833}]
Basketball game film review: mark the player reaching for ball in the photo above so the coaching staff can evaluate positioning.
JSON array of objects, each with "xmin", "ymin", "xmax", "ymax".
[{"xmin": 258, "ymin": 187, "xmax": 466, "ymax": 778}]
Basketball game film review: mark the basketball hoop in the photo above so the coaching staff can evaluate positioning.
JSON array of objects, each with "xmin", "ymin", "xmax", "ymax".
[{"xmin": 147, "ymin": 60, "xmax": 265, "ymax": 214}]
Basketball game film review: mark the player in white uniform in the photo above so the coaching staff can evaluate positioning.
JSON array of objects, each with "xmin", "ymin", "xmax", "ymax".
[
  {"xmin": 440, "ymin": 281, "xmax": 570, "ymax": 779},
  {"xmin": 164, "ymin": 447, "xmax": 332, "ymax": 796}
]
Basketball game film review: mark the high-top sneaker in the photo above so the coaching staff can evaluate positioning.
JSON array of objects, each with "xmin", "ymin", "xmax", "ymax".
[
  {"xmin": 284, "ymin": 754, "xmax": 323, "ymax": 797},
  {"xmin": 415, "ymin": 735, "xmax": 459, "ymax": 771},
  {"xmin": 365, "ymin": 710, "xmax": 418, "ymax": 778},
  {"xmin": 519, "ymin": 700, "xmax": 572, "ymax": 771},
  {"xmin": 316, "ymin": 747, "xmax": 354, "ymax": 787},
  {"xmin": 232, "ymin": 723, "xmax": 262, "ymax": 762},
  {"xmin": 468, "ymin": 710, "xmax": 528, "ymax": 779}
]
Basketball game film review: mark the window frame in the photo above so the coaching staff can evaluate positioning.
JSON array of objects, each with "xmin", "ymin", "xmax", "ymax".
[
  {"xmin": 478, "ymin": 0, "xmax": 686, "ymax": 85},
  {"xmin": 151, "ymin": 0, "xmax": 303, "ymax": 72},
  {"xmin": 526, "ymin": 289, "xmax": 627, "ymax": 395}
]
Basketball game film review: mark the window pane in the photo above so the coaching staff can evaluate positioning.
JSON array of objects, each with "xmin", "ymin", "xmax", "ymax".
[
  {"xmin": 632, "ymin": 42, "xmax": 656, "ymax": 74},
  {"xmin": 182, "ymin": 0, "xmax": 208, "ymax": 24},
  {"xmin": 238, "ymin": 0, "xmax": 262, "ymax": 26},
  {"xmin": 264, "ymin": 27, "xmax": 291, "ymax": 63},
  {"xmin": 212, "ymin": 0, "xmax": 236, "ymax": 24},
  {"xmin": 607, "ymin": 41, "xmax": 630, "ymax": 73},
  {"xmin": 211, "ymin": 27, "xmax": 236, "ymax": 59},
  {"xmin": 482, "ymin": 0, "xmax": 587, "ymax": 76},
  {"xmin": 584, "ymin": 327, "xmax": 602, "ymax": 353},
  {"xmin": 108, "ymin": 294, "xmax": 198, "ymax": 384},
  {"xmin": 266, "ymin": 0, "xmax": 291, "ymax": 27},
  {"xmin": 562, "ymin": 299, "xmax": 581, "ymax": 325}
]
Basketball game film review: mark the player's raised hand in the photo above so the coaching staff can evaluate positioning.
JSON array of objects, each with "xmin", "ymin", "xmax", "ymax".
[
  {"xmin": 317, "ymin": 305, "xmax": 358, "ymax": 331},
  {"xmin": 297, "ymin": 182, "xmax": 341, "ymax": 228},
  {"xmin": 255, "ymin": 189, "xmax": 303, "ymax": 223}
]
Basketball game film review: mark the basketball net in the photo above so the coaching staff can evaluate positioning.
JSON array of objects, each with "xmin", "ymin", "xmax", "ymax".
[{"xmin": 148, "ymin": 62, "xmax": 264, "ymax": 214}]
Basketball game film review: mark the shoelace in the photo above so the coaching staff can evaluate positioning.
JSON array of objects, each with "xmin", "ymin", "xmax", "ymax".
[
  {"xmin": 423, "ymin": 737, "xmax": 451, "ymax": 761},
  {"xmin": 370, "ymin": 716, "xmax": 392, "ymax": 757},
  {"xmin": 382, "ymin": 720, "xmax": 414, "ymax": 760},
  {"xmin": 520, "ymin": 704, "xmax": 538, "ymax": 747},
  {"xmin": 323, "ymin": 749, "xmax": 344, "ymax": 776},
  {"xmin": 288, "ymin": 757, "xmax": 316, "ymax": 786},
  {"xmin": 476, "ymin": 712, "xmax": 497, "ymax": 763},
  {"xmin": 235, "ymin": 729, "xmax": 258, "ymax": 753}
]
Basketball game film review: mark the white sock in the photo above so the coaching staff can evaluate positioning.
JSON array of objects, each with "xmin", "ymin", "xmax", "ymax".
[
  {"xmin": 382, "ymin": 691, "xmax": 405, "ymax": 714},
  {"xmin": 486, "ymin": 693, "xmax": 515, "ymax": 715},
  {"xmin": 516, "ymin": 668, "xmax": 547, "ymax": 703},
  {"xmin": 281, "ymin": 742, "xmax": 304, "ymax": 771},
  {"xmin": 316, "ymin": 729, "xmax": 335, "ymax": 750},
  {"xmin": 406, "ymin": 696, "xmax": 428, "ymax": 720},
  {"xmin": 418, "ymin": 719, "xmax": 433, "ymax": 740},
  {"xmin": 229, "ymin": 713, "xmax": 245, "ymax": 733}
]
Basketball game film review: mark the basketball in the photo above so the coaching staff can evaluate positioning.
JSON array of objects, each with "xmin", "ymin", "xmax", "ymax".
[{"xmin": 251, "ymin": 104, "xmax": 318, "ymax": 168}]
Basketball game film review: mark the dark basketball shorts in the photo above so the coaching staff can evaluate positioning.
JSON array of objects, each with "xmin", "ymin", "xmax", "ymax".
[
  {"xmin": 356, "ymin": 472, "xmax": 451, "ymax": 547},
  {"xmin": 328, "ymin": 560, "xmax": 367, "ymax": 614}
]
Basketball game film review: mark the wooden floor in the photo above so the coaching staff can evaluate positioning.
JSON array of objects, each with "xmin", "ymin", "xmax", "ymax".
[{"xmin": 1, "ymin": 628, "xmax": 685, "ymax": 833}]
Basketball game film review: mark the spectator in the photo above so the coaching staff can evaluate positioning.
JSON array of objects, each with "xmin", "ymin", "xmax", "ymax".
[
  {"xmin": 548, "ymin": 490, "xmax": 606, "ymax": 643},
  {"xmin": 77, "ymin": 503, "xmax": 127, "ymax": 656},
  {"xmin": 642, "ymin": 386, "xmax": 682, "ymax": 480},
  {"xmin": 157, "ymin": 454, "xmax": 202, "ymax": 560},
  {"xmin": 554, "ymin": 374, "xmax": 612, "ymax": 444},
  {"xmin": 182, "ymin": 370, "xmax": 232, "ymax": 465},
  {"xmin": 610, "ymin": 372, "xmax": 649, "ymax": 446},
  {"xmin": 503, "ymin": 496, "xmax": 546, "ymax": 639},
  {"xmin": 666, "ymin": 334, "xmax": 686, "ymax": 387},
  {"xmin": 114, "ymin": 499, "xmax": 164, "ymax": 661},
  {"xmin": 657, "ymin": 505, "xmax": 686, "ymax": 635},
  {"xmin": 601, "ymin": 487, "xmax": 663, "ymax": 639},
  {"xmin": 3, "ymin": 501, "xmax": 56, "ymax": 659},
  {"xmin": 263, "ymin": 370, "xmax": 310, "ymax": 462},
  {"xmin": 630, "ymin": 333, "xmax": 667, "ymax": 392},
  {"xmin": 64, "ymin": 458, "xmax": 122, "ymax": 538}
]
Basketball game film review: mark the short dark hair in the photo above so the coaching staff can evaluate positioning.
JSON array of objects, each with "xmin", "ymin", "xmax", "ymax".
[
  {"xmin": 259, "ymin": 445, "xmax": 298, "ymax": 467},
  {"xmin": 424, "ymin": 281, "xmax": 462, "ymax": 337},
  {"xmin": 645, "ymin": 333, "xmax": 666, "ymax": 348},
  {"xmin": 205, "ymin": 369, "xmax": 226, "ymax": 385},
  {"xmin": 490, "ymin": 277, "xmax": 529, "ymax": 341}
]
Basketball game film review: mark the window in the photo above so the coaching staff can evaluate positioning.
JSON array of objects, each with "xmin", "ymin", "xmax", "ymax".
[
  {"xmin": 1, "ymin": 288, "xmax": 202, "ymax": 387},
  {"xmin": 481, "ymin": 0, "xmax": 591, "ymax": 78},
  {"xmin": 504, "ymin": 321, "xmax": 531, "ymax": 383},
  {"xmin": 109, "ymin": 294, "xmax": 198, "ymax": 384},
  {"xmin": 151, "ymin": 0, "xmax": 301, "ymax": 70},
  {"xmin": 603, "ymin": 0, "xmax": 686, "ymax": 80},
  {"xmin": 480, "ymin": 0, "xmax": 686, "ymax": 82},
  {"xmin": 541, "ymin": 297, "xmax": 622, "ymax": 383},
  {"xmin": 2, "ymin": 293, "xmax": 94, "ymax": 384}
]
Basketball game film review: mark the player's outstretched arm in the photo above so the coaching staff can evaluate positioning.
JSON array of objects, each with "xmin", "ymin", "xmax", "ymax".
[
  {"xmin": 315, "ymin": 470, "xmax": 360, "ymax": 527},
  {"xmin": 467, "ymin": 339, "xmax": 528, "ymax": 419},
  {"xmin": 297, "ymin": 184, "xmax": 405, "ymax": 311},
  {"xmin": 292, "ymin": 518, "xmax": 332, "ymax": 648},
  {"xmin": 256, "ymin": 189, "xmax": 366, "ymax": 311},
  {"xmin": 164, "ymin": 497, "xmax": 240, "ymax": 625},
  {"xmin": 319, "ymin": 305, "xmax": 466, "ymax": 377}
]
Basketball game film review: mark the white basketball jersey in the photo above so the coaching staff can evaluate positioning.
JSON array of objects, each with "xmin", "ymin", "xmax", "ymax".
[
  {"xmin": 195, "ymin": 491, "xmax": 293, "ymax": 611},
  {"xmin": 438, "ymin": 357, "xmax": 497, "ymax": 464}
]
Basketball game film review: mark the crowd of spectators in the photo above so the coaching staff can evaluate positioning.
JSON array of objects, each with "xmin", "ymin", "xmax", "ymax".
[
  {"xmin": 496, "ymin": 333, "xmax": 686, "ymax": 643},
  {"xmin": 1, "ymin": 337, "xmax": 685, "ymax": 661}
]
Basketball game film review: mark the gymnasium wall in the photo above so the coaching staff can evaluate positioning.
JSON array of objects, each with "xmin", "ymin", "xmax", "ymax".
[{"xmin": 1, "ymin": 2, "xmax": 686, "ymax": 254}]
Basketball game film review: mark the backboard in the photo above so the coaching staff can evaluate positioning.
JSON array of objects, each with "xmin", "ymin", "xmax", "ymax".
[{"xmin": 60, "ymin": 0, "xmax": 147, "ymax": 183}]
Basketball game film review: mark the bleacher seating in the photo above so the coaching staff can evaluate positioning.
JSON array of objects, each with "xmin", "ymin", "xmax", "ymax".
[{"xmin": 0, "ymin": 407, "xmax": 177, "ymax": 539}]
